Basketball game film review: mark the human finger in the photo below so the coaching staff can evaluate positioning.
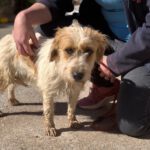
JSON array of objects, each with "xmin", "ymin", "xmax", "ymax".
[
  {"xmin": 16, "ymin": 43, "xmax": 28, "ymax": 56},
  {"xmin": 30, "ymin": 31, "xmax": 39, "ymax": 48},
  {"xmin": 22, "ymin": 42, "xmax": 34, "ymax": 56}
]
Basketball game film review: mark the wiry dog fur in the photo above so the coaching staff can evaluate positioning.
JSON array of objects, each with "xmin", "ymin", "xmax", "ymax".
[{"xmin": 0, "ymin": 21, "xmax": 107, "ymax": 136}]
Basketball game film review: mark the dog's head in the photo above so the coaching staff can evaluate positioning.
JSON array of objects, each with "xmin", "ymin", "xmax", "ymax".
[{"xmin": 49, "ymin": 21, "xmax": 108, "ymax": 83}]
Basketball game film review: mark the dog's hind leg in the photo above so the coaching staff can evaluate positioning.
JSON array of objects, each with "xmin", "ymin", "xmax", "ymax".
[
  {"xmin": 7, "ymin": 84, "xmax": 20, "ymax": 106},
  {"xmin": 42, "ymin": 92, "xmax": 57, "ymax": 136},
  {"xmin": 67, "ymin": 92, "xmax": 83, "ymax": 129}
]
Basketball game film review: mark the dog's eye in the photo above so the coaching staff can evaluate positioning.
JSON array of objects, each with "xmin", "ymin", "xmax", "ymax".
[
  {"xmin": 65, "ymin": 48, "xmax": 74, "ymax": 55},
  {"xmin": 84, "ymin": 48, "xmax": 93, "ymax": 56}
]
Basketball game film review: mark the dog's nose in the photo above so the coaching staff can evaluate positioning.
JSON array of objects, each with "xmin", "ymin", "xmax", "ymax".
[{"xmin": 72, "ymin": 72, "xmax": 84, "ymax": 81}]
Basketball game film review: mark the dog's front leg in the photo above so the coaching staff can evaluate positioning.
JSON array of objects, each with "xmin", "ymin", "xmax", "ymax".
[
  {"xmin": 67, "ymin": 92, "xmax": 83, "ymax": 129},
  {"xmin": 42, "ymin": 92, "xmax": 57, "ymax": 136},
  {"xmin": 7, "ymin": 84, "xmax": 20, "ymax": 106}
]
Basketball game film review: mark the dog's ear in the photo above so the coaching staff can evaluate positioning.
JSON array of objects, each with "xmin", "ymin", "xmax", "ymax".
[
  {"xmin": 49, "ymin": 37, "xmax": 60, "ymax": 62},
  {"xmin": 49, "ymin": 27, "xmax": 67, "ymax": 62},
  {"xmin": 49, "ymin": 27, "xmax": 66, "ymax": 62},
  {"xmin": 84, "ymin": 27, "xmax": 108, "ymax": 62},
  {"xmin": 97, "ymin": 33, "xmax": 108, "ymax": 62},
  {"xmin": 49, "ymin": 48, "xmax": 59, "ymax": 62},
  {"xmin": 92, "ymin": 31, "xmax": 108, "ymax": 62}
]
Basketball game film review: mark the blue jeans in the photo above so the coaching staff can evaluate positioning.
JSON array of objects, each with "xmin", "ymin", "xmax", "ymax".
[{"xmin": 117, "ymin": 63, "xmax": 150, "ymax": 137}]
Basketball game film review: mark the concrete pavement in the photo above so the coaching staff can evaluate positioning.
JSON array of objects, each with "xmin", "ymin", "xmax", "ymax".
[{"xmin": 0, "ymin": 24, "xmax": 150, "ymax": 150}]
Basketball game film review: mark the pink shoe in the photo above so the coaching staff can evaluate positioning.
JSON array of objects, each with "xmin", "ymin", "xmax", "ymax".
[{"xmin": 78, "ymin": 79, "xmax": 120, "ymax": 109}]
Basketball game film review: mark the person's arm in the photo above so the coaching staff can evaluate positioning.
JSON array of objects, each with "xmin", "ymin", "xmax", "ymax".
[
  {"xmin": 106, "ymin": 1, "xmax": 150, "ymax": 76},
  {"xmin": 13, "ymin": 2, "xmax": 52, "ymax": 56}
]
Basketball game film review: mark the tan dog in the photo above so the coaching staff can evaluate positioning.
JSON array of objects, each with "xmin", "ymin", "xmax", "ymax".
[{"xmin": 0, "ymin": 21, "xmax": 107, "ymax": 136}]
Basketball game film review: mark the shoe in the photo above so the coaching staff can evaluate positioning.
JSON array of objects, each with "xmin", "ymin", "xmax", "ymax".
[
  {"xmin": 91, "ymin": 101, "xmax": 117, "ymax": 131},
  {"xmin": 91, "ymin": 112, "xmax": 117, "ymax": 131},
  {"xmin": 78, "ymin": 79, "xmax": 120, "ymax": 109}
]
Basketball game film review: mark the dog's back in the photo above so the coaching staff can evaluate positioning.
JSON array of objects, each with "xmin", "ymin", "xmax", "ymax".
[{"xmin": 0, "ymin": 34, "xmax": 39, "ymax": 89}]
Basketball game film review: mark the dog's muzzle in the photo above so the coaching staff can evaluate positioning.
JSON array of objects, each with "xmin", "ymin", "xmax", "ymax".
[{"xmin": 72, "ymin": 71, "xmax": 84, "ymax": 81}]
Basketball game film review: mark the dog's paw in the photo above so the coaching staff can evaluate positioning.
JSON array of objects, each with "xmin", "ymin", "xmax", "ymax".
[
  {"xmin": 69, "ymin": 120, "xmax": 84, "ymax": 129},
  {"xmin": 46, "ymin": 127, "xmax": 57, "ymax": 136},
  {"xmin": 9, "ymin": 98, "xmax": 20, "ymax": 106}
]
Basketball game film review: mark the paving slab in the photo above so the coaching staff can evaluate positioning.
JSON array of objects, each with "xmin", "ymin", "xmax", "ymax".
[{"xmin": 0, "ymin": 24, "xmax": 150, "ymax": 150}]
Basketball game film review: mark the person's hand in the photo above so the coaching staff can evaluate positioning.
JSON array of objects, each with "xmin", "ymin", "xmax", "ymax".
[
  {"xmin": 13, "ymin": 12, "xmax": 38, "ymax": 56},
  {"xmin": 99, "ymin": 56, "xmax": 115, "ymax": 83}
]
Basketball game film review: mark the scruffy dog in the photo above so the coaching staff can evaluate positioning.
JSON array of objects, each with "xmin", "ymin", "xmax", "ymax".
[{"xmin": 0, "ymin": 21, "xmax": 107, "ymax": 136}]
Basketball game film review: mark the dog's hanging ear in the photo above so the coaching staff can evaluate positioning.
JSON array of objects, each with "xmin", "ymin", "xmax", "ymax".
[
  {"xmin": 97, "ymin": 33, "xmax": 108, "ymax": 62},
  {"xmin": 49, "ymin": 38, "xmax": 60, "ymax": 62},
  {"xmin": 49, "ymin": 27, "xmax": 66, "ymax": 62},
  {"xmin": 84, "ymin": 26, "xmax": 108, "ymax": 62},
  {"xmin": 92, "ymin": 31, "xmax": 108, "ymax": 62},
  {"xmin": 49, "ymin": 48, "xmax": 59, "ymax": 62}
]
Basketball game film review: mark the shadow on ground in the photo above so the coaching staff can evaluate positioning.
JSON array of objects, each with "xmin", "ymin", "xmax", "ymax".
[{"xmin": 0, "ymin": 101, "xmax": 120, "ymax": 136}]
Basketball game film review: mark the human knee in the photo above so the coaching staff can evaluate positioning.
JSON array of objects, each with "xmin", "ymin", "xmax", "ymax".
[{"xmin": 118, "ymin": 119, "xmax": 148, "ymax": 137}]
